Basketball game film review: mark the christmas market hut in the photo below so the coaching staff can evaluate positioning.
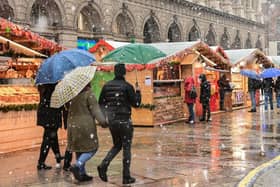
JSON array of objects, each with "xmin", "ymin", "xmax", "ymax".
[{"xmin": 225, "ymin": 48, "xmax": 273, "ymax": 108}]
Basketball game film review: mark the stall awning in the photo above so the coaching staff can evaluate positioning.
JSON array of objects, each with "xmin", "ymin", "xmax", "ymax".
[
  {"xmin": 0, "ymin": 36, "xmax": 47, "ymax": 58},
  {"xmin": 225, "ymin": 48, "xmax": 273, "ymax": 68}
]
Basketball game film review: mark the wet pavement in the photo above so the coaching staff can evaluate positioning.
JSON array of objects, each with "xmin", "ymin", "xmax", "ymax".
[{"xmin": 1, "ymin": 106, "xmax": 280, "ymax": 187}]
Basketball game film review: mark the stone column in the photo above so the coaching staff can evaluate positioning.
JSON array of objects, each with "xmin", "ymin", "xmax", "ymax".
[
  {"xmin": 221, "ymin": 0, "xmax": 233, "ymax": 14},
  {"xmin": 245, "ymin": 0, "xmax": 256, "ymax": 21},
  {"xmin": 233, "ymin": 0, "xmax": 244, "ymax": 17},
  {"xmin": 58, "ymin": 28, "xmax": 77, "ymax": 48}
]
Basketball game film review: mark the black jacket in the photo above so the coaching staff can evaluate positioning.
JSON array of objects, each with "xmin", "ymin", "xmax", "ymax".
[
  {"xmin": 262, "ymin": 78, "xmax": 274, "ymax": 93},
  {"xmin": 218, "ymin": 78, "xmax": 231, "ymax": 92},
  {"xmin": 37, "ymin": 84, "xmax": 62, "ymax": 128},
  {"xmin": 275, "ymin": 78, "xmax": 280, "ymax": 94},
  {"xmin": 200, "ymin": 80, "xmax": 211, "ymax": 103},
  {"xmin": 248, "ymin": 78, "xmax": 261, "ymax": 91},
  {"xmin": 99, "ymin": 77, "xmax": 141, "ymax": 121}
]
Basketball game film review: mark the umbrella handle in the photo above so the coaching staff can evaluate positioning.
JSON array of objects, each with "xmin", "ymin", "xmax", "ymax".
[{"xmin": 135, "ymin": 69, "xmax": 139, "ymax": 89}]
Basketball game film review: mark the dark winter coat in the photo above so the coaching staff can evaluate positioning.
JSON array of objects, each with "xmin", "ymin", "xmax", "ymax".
[
  {"xmin": 275, "ymin": 77, "xmax": 280, "ymax": 95},
  {"xmin": 184, "ymin": 77, "xmax": 196, "ymax": 104},
  {"xmin": 67, "ymin": 88, "xmax": 106, "ymax": 152},
  {"xmin": 37, "ymin": 84, "xmax": 62, "ymax": 129},
  {"xmin": 99, "ymin": 77, "xmax": 141, "ymax": 121},
  {"xmin": 248, "ymin": 78, "xmax": 261, "ymax": 91},
  {"xmin": 199, "ymin": 75, "xmax": 211, "ymax": 103},
  {"xmin": 262, "ymin": 78, "xmax": 274, "ymax": 93},
  {"xmin": 218, "ymin": 76, "xmax": 231, "ymax": 92}
]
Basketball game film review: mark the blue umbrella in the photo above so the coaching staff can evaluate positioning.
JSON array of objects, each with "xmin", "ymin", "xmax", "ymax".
[
  {"xmin": 240, "ymin": 69, "xmax": 261, "ymax": 80},
  {"xmin": 260, "ymin": 68, "xmax": 280, "ymax": 79},
  {"xmin": 35, "ymin": 49, "xmax": 95, "ymax": 85}
]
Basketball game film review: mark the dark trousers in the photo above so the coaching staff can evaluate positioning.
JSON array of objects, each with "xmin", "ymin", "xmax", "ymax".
[
  {"xmin": 38, "ymin": 127, "xmax": 61, "ymax": 164},
  {"xmin": 100, "ymin": 120, "xmax": 133, "ymax": 178},
  {"xmin": 219, "ymin": 90, "xmax": 225, "ymax": 110},
  {"xmin": 187, "ymin": 103, "xmax": 195, "ymax": 121},
  {"xmin": 64, "ymin": 150, "xmax": 72, "ymax": 167},
  {"xmin": 202, "ymin": 101, "xmax": 211, "ymax": 120}
]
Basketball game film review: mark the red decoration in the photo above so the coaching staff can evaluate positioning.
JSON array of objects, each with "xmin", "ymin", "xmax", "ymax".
[{"xmin": 89, "ymin": 40, "xmax": 115, "ymax": 53}]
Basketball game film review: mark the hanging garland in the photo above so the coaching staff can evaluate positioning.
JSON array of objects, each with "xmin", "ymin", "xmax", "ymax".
[{"xmin": 0, "ymin": 103, "xmax": 38, "ymax": 113}]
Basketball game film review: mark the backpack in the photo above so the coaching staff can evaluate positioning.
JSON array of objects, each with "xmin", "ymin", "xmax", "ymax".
[{"xmin": 189, "ymin": 86, "xmax": 197, "ymax": 99}]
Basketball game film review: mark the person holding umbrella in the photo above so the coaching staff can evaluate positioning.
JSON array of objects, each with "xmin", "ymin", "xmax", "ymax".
[
  {"xmin": 275, "ymin": 76, "xmax": 280, "ymax": 113},
  {"xmin": 262, "ymin": 77, "xmax": 274, "ymax": 111},
  {"xmin": 97, "ymin": 63, "xmax": 141, "ymax": 185},
  {"xmin": 50, "ymin": 66, "xmax": 107, "ymax": 182}
]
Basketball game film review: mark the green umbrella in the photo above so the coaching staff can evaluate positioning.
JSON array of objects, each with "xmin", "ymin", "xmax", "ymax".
[{"xmin": 102, "ymin": 43, "xmax": 166, "ymax": 64}]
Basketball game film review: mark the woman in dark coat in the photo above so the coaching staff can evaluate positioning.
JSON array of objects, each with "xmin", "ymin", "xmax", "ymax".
[{"xmin": 37, "ymin": 84, "xmax": 63, "ymax": 170}]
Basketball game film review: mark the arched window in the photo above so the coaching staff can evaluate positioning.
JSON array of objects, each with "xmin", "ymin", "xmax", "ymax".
[
  {"xmin": 78, "ymin": 4, "xmax": 101, "ymax": 32},
  {"xmin": 255, "ymin": 35, "xmax": 262, "ymax": 50},
  {"xmin": 30, "ymin": 0, "xmax": 62, "ymax": 27},
  {"xmin": 245, "ymin": 32, "xmax": 252, "ymax": 48},
  {"xmin": 115, "ymin": 4, "xmax": 134, "ymax": 36},
  {"xmin": 0, "ymin": 0, "xmax": 14, "ymax": 20},
  {"xmin": 220, "ymin": 27, "xmax": 230, "ymax": 49},
  {"xmin": 231, "ymin": 30, "xmax": 242, "ymax": 49},
  {"xmin": 143, "ymin": 16, "xmax": 160, "ymax": 43},
  {"xmin": 205, "ymin": 23, "xmax": 216, "ymax": 46},
  {"xmin": 188, "ymin": 19, "xmax": 200, "ymax": 41},
  {"xmin": 168, "ymin": 20, "xmax": 181, "ymax": 42}
]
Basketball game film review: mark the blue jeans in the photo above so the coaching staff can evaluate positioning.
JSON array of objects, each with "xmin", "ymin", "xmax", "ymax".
[
  {"xmin": 76, "ymin": 149, "xmax": 97, "ymax": 174},
  {"xmin": 264, "ymin": 91, "xmax": 273, "ymax": 110},
  {"xmin": 277, "ymin": 94, "xmax": 280, "ymax": 108},
  {"xmin": 249, "ymin": 90, "xmax": 256, "ymax": 110},
  {"xmin": 187, "ymin": 103, "xmax": 195, "ymax": 121}
]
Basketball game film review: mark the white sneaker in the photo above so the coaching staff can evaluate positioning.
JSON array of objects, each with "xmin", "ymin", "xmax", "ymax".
[
  {"xmin": 189, "ymin": 120, "xmax": 194, "ymax": 124},
  {"xmin": 55, "ymin": 163, "xmax": 61, "ymax": 169}
]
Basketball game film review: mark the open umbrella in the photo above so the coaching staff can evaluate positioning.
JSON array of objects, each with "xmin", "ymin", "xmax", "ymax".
[
  {"xmin": 240, "ymin": 69, "xmax": 261, "ymax": 80},
  {"xmin": 102, "ymin": 43, "xmax": 166, "ymax": 64},
  {"xmin": 35, "ymin": 49, "xmax": 95, "ymax": 85},
  {"xmin": 260, "ymin": 68, "xmax": 280, "ymax": 79},
  {"xmin": 50, "ymin": 66, "xmax": 97, "ymax": 108}
]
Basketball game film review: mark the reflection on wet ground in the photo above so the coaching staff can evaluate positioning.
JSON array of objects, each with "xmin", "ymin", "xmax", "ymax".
[{"xmin": 1, "ymin": 106, "xmax": 280, "ymax": 186}]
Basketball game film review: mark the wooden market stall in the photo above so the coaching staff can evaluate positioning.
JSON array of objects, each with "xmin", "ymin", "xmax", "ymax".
[
  {"xmin": 225, "ymin": 48, "xmax": 273, "ymax": 108},
  {"xmin": 0, "ymin": 18, "xmax": 63, "ymax": 153},
  {"xmin": 98, "ymin": 42, "xmax": 228, "ymax": 126}
]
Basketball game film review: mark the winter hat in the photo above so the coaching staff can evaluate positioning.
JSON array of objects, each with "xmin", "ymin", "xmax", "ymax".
[{"xmin": 114, "ymin": 63, "xmax": 126, "ymax": 77}]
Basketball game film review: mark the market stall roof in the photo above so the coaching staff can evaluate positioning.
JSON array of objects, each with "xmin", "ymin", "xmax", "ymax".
[
  {"xmin": 89, "ymin": 40, "xmax": 129, "ymax": 53},
  {"xmin": 0, "ymin": 36, "xmax": 47, "ymax": 58},
  {"xmin": 225, "ymin": 48, "xmax": 273, "ymax": 68},
  {"xmin": 210, "ymin": 46, "xmax": 229, "ymax": 61},
  {"xmin": 268, "ymin": 56, "xmax": 280, "ymax": 67},
  {"xmin": 0, "ymin": 18, "xmax": 62, "ymax": 56},
  {"xmin": 149, "ymin": 41, "xmax": 229, "ymax": 69}
]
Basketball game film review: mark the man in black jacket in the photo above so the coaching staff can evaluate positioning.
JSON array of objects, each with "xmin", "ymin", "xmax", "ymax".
[
  {"xmin": 218, "ymin": 74, "xmax": 230, "ymax": 110},
  {"xmin": 248, "ymin": 78, "xmax": 260, "ymax": 112},
  {"xmin": 263, "ymin": 78, "xmax": 274, "ymax": 111},
  {"xmin": 199, "ymin": 74, "xmax": 211, "ymax": 122},
  {"xmin": 97, "ymin": 63, "xmax": 141, "ymax": 185}
]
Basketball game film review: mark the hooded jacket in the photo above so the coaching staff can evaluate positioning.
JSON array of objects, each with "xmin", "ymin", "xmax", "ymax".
[
  {"xmin": 184, "ymin": 77, "xmax": 196, "ymax": 104},
  {"xmin": 99, "ymin": 64, "xmax": 141, "ymax": 121},
  {"xmin": 199, "ymin": 74, "xmax": 211, "ymax": 103}
]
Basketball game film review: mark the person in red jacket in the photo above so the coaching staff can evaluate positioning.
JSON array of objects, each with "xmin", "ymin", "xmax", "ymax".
[{"xmin": 184, "ymin": 77, "xmax": 196, "ymax": 124}]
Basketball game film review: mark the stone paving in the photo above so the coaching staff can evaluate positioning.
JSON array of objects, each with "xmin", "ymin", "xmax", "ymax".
[{"xmin": 1, "ymin": 106, "xmax": 280, "ymax": 187}]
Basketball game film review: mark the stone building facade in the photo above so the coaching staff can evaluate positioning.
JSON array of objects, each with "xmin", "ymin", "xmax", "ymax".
[{"xmin": 0, "ymin": 0, "xmax": 266, "ymax": 51}]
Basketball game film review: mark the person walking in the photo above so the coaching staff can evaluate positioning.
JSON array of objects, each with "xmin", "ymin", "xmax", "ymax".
[
  {"xmin": 62, "ymin": 103, "xmax": 72, "ymax": 171},
  {"xmin": 248, "ymin": 78, "xmax": 260, "ymax": 112},
  {"xmin": 275, "ymin": 76, "xmax": 280, "ymax": 113},
  {"xmin": 37, "ymin": 84, "xmax": 64, "ymax": 170},
  {"xmin": 199, "ymin": 74, "xmax": 211, "ymax": 122},
  {"xmin": 263, "ymin": 77, "xmax": 274, "ymax": 111},
  {"xmin": 97, "ymin": 63, "xmax": 141, "ymax": 185},
  {"xmin": 218, "ymin": 74, "xmax": 230, "ymax": 111},
  {"xmin": 67, "ymin": 84, "xmax": 107, "ymax": 182},
  {"xmin": 184, "ymin": 76, "xmax": 196, "ymax": 124}
]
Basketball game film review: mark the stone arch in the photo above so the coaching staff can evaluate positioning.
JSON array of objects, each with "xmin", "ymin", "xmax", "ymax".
[
  {"xmin": 220, "ymin": 27, "xmax": 230, "ymax": 49},
  {"xmin": 112, "ymin": 3, "xmax": 135, "ymax": 37},
  {"xmin": 205, "ymin": 23, "xmax": 216, "ymax": 46},
  {"xmin": 74, "ymin": 1, "xmax": 103, "ymax": 31},
  {"xmin": 255, "ymin": 34, "xmax": 262, "ymax": 50},
  {"xmin": 27, "ymin": 0, "xmax": 65, "ymax": 26},
  {"xmin": 143, "ymin": 10, "xmax": 161, "ymax": 43},
  {"xmin": 0, "ymin": 0, "xmax": 14, "ymax": 20},
  {"xmin": 231, "ymin": 30, "xmax": 242, "ymax": 49},
  {"xmin": 167, "ymin": 16, "xmax": 182, "ymax": 42},
  {"xmin": 188, "ymin": 19, "xmax": 201, "ymax": 41},
  {"xmin": 245, "ymin": 32, "xmax": 252, "ymax": 48}
]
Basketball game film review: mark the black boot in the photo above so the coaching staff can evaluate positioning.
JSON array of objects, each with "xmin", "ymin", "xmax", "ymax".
[
  {"xmin": 70, "ymin": 165, "xmax": 83, "ymax": 181},
  {"xmin": 37, "ymin": 163, "xmax": 52, "ymax": 170},
  {"xmin": 123, "ymin": 176, "xmax": 136, "ymax": 184},
  {"xmin": 81, "ymin": 174, "xmax": 93, "ymax": 181},
  {"xmin": 97, "ymin": 165, "xmax": 108, "ymax": 182},
  {"xmin": 199, "ymin": 117, "xmax": 206, "ymax": 121}
]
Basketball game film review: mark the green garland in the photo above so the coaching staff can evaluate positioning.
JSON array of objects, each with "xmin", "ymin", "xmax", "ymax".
[
  {"xmin": 139, "ymin": 104, "xmax": 156, "ymax": 111},
  {"xmin": 0, "ymin": 103, "xmax": 38, "ymax": 113}
]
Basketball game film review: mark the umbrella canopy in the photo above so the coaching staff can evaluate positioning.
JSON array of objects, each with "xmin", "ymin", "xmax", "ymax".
[
  {"xmin": 35, "ymin": 49, "xmax": 95, "ymax": 85},
  {"xmin": 240, "ymin": 69, "xmax": 261, "ymax": 80},
  {"xmin": 102, "ymin": 43, "xmax": 166, "ymax": 64},
  {"xmin": 50, "ymin": 66, "xmax": 97, "ymax": 108},
  {"xmin": 260, "ymin": 68, "xmax": 280, "ymax": 78}
]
